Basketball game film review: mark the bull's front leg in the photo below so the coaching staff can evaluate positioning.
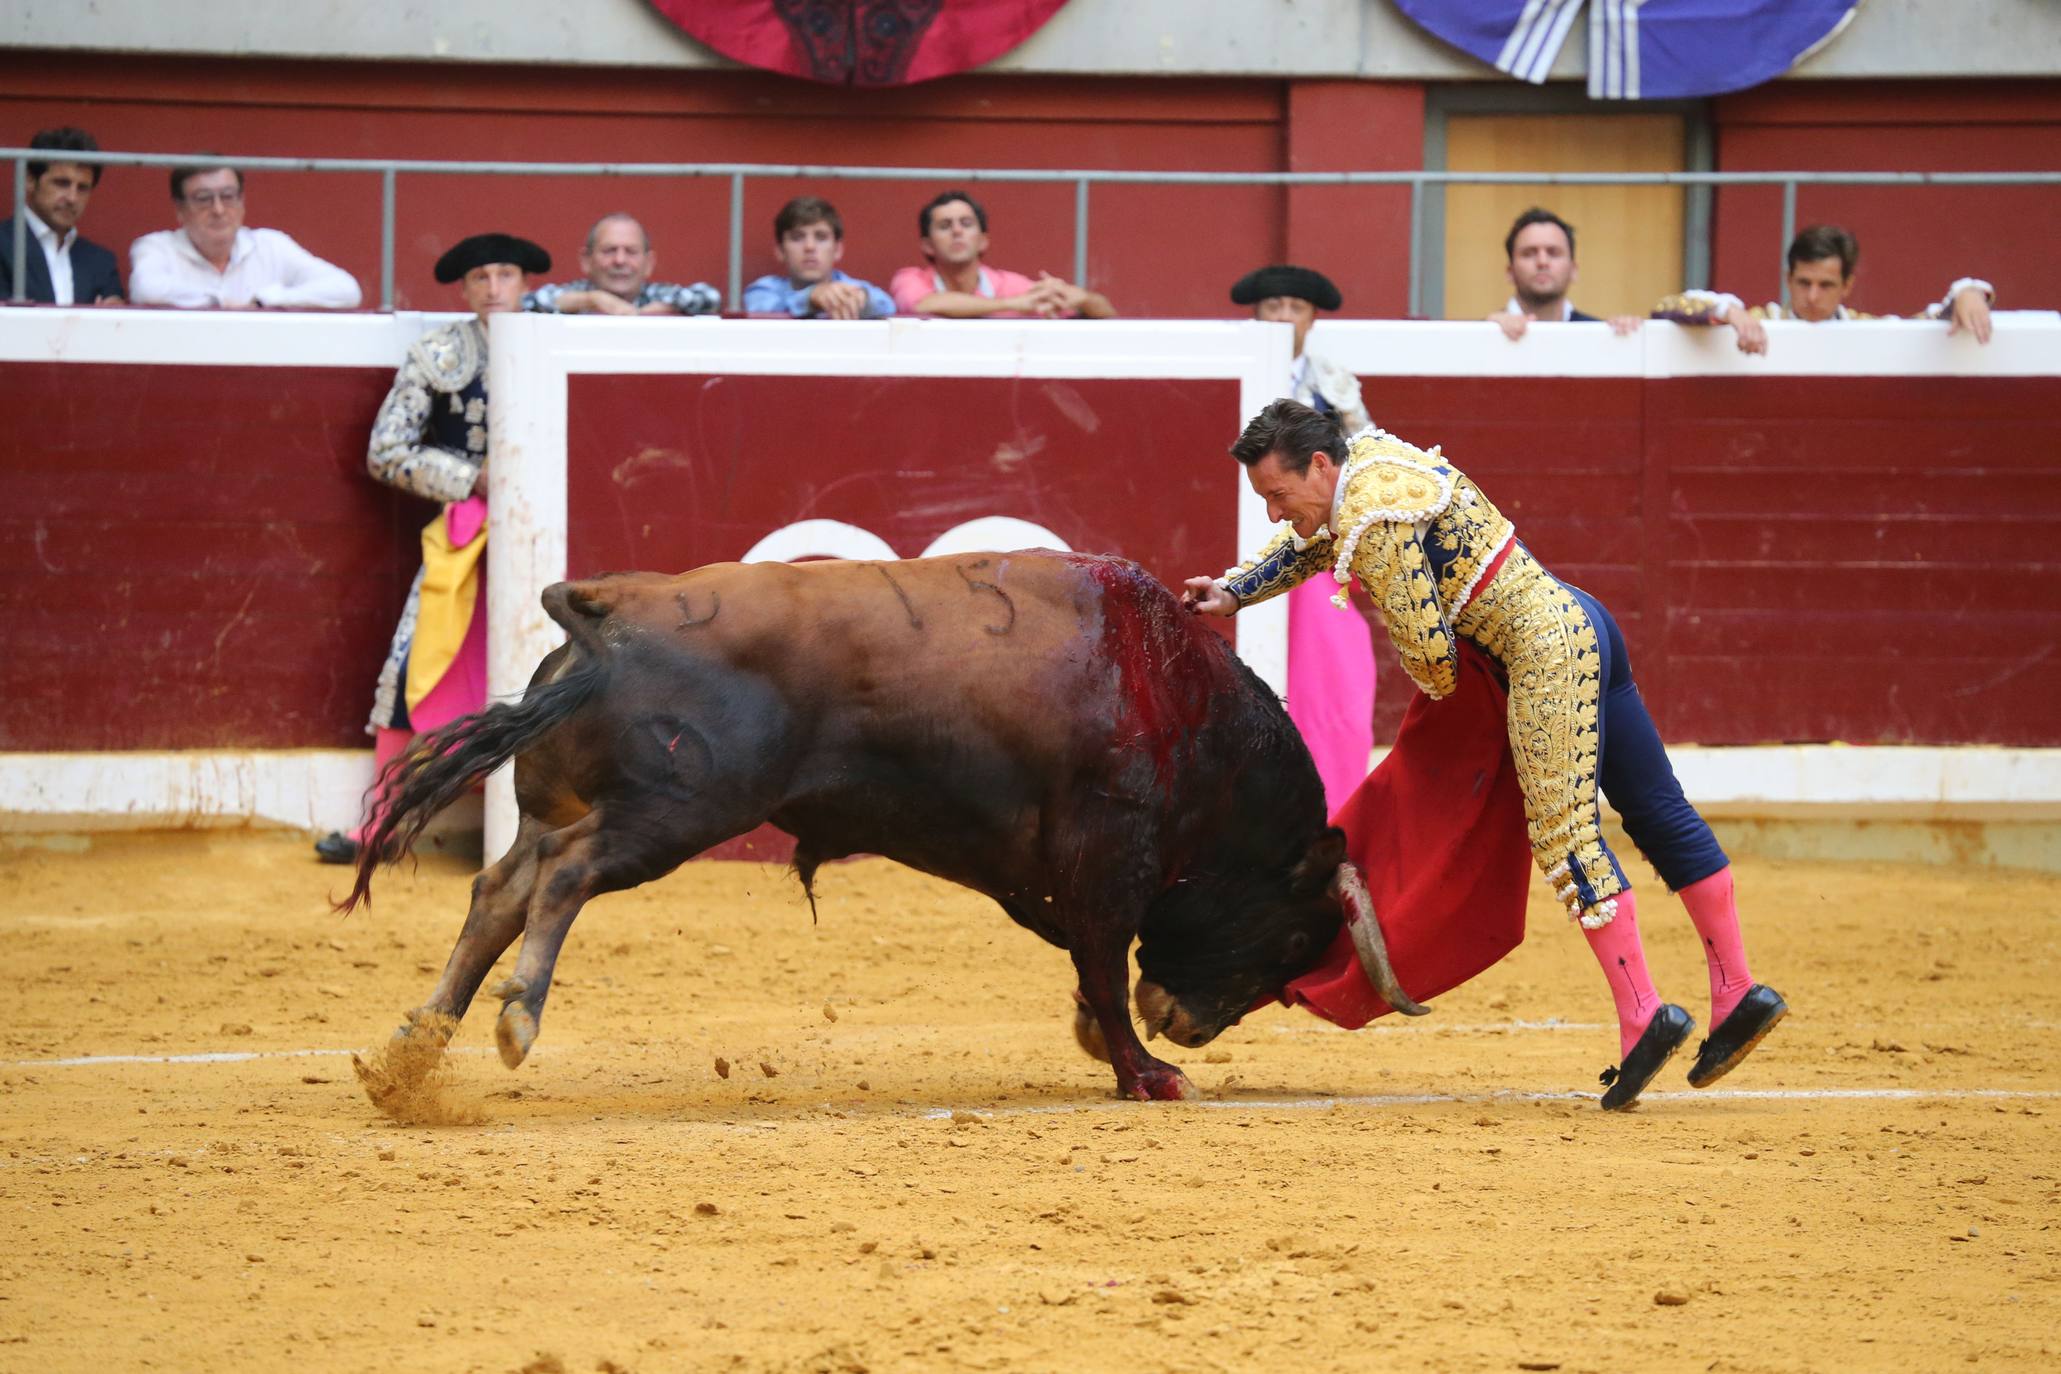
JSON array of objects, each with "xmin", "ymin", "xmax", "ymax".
[{"xmin": 1069, "ymin": 928, "xmax": 1197, "ymax": 1101}]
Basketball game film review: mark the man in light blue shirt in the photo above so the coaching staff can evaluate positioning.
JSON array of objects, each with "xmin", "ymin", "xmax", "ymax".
[{"xmin": 743, "ymin": 196, "xmax": 894, "ymax": 319}]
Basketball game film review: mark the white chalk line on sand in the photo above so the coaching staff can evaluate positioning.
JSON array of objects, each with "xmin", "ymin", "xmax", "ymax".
[
  {"xmin": 0, "ymin": 1021, "xmax": 1609, "ymax": 1069},
  {"xmin": 4, "ymin": 1046, "xmax": 500, "ymax": 1068},
  {"xmin": 6, "ymin": 1045, "xmax": 2057, "ymax": 1115},
  {"xmin": 921, "ymin": 1087, "xmax": 2061, "ymax": 1117}
]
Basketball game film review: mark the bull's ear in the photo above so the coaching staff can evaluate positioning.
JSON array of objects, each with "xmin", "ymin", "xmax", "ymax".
[{"xmin": 1288, "ymin": 827, "xmax": 1348, "ymax": 897}]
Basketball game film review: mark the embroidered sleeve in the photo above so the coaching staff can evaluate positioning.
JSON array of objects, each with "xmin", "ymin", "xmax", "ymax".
[
  {"xmin": 1349, "ymin": 519, "xmax": 1459, "ymax": 699},
  {"xmin": 1920, "ymin": 277, "xmax": 1995, "ymax": 320},
  {"xmin": 1651, "ymin": 289, "xmax": 1744, "ymax": 324},
  {"xmin": 366, "ymin": 354, "xmax": 478, "ymax": 503},
  {"xmin": 1219, "ymin": 527, "xmax": 1329, "ymax": 608},
  {"xmin": 645, "ymin": 280, "xmax": 722, "ymax": 315}
]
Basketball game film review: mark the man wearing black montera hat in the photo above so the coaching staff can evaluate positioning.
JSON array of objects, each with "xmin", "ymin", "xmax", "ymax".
[
  {"xmin": 316, "ymin": 232, "xmax": 550, "ymax": 864},
  {"xmin": 1231, "ymin": 264, "xmax": 1369, "ymax": 434}
]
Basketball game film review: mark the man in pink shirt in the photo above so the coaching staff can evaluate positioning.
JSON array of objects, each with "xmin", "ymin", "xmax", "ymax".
[{"xmin": 889, "ymin": 189, "xmax": 1116, "ymax": 319}]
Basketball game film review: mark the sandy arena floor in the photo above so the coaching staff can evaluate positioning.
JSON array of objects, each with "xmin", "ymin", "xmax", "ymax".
[{"xmin": 0, "ymin": 831, "xmax": 2056, "ymax": 1373}]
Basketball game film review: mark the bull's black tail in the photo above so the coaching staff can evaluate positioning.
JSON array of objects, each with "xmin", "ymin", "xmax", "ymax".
[{"xmin": 338, "ymin": 653, "xmax": 605, "ymax": 914}]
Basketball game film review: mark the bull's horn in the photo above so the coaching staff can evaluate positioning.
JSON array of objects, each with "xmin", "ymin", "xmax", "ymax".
[{"xmin": 1331, "ymin": 862, "xmax": 1430, "ymax": 1017}]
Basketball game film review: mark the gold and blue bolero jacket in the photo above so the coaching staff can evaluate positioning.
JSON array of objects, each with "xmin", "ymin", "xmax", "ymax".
[{"xmin": 1219, "ymin": 429, "xmax": 1515, "ymax": 699}]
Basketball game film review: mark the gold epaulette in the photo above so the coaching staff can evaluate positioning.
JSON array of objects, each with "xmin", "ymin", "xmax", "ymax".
[{"xmin": 1336, "ymin": 433, "xmax": 1455, "ymax": 526}]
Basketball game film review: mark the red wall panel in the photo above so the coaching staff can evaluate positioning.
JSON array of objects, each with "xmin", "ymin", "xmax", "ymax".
[
  {"xmin": 0, "ymin": 361, "xmax": 425, "ymax": 750},
  {"xmin": 1362, "ymin": 371, "xmax": 2061, "ymax": 749},
  {"xmin": 563, "ymin": 373, "xmax": 1245, "ymax": 592},
  {"xmin": 1711, "ymin": 81, "xmax": 2061, "ymax": 317}
]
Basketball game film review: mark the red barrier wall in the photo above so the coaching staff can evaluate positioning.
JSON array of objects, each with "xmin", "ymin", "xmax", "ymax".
[
  {"xmin": 6, "ymin": 351, "xmax": 2055, "ymax": 755},
  {"xmin": 1371, "ymin": 373, "xmax": 2061, "ymax": 747},
  {"xmin": 0, "ymin": 361, "xmax": 424, "ymax": 750}
]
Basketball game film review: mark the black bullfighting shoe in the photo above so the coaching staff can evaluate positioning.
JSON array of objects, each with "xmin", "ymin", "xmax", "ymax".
[
  {"xmin": 1598, "ymin": 1003, "xmax": 1695, "ymax": 1111},
  {"xmin": 313, "ymin": 831, "xmax": 360, "ymax": 865},
  {"xmin": 1687, "ymin": 984, "xmax": 1789, "ymax": 1088}
]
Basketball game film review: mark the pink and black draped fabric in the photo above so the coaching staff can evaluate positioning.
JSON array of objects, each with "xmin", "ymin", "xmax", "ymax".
[
  {"xmin": 1393, "ymin": 0, "xmax": 1861, "ymax": 100},
  {"xmin": 652, "ymin": 0, "xmax": 1072, "ymax": 86}
]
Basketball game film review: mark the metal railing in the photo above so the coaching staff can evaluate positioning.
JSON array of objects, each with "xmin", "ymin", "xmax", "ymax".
[{"xmin": 10, "ymin": 147, "xmax": 2061, "ymax": 314}]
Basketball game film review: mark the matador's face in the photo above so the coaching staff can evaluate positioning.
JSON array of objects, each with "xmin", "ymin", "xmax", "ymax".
[{"xmin": 1247, "ymin": 449, "xmax": 1340, "ymax": 543}]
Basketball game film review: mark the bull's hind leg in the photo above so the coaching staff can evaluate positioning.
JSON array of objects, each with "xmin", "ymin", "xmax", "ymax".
[
  {"xmin": 489, "ymin": 808, "xmax": 683, "ymax": 1070},
  {"xmin": 1068, "ymin": 913, "xmax": 1197, "ymax": 1102},
  {"xmin": 417, "ymin": 813, "xmax": 550, "ymax": 1025},
  {"xmin": 356, "ymin": 815, "xmax": 549, "ymax": 1102}
]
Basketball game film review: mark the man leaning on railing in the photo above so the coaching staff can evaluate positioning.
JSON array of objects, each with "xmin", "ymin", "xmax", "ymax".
[
  {"xmin": 1653, "ymin": 224, "xmax": 1995, "ymax": 354},
  {"xmin": 129, "ymin": 161, "xmax": 361, "ymax": 310},
  {"xmin": 523, "ymin": 212, "xmax": 719, "ymax": 317},
  {"xmin": 1, "ymin": 126, "xmax": 123, "ymax": 306}
]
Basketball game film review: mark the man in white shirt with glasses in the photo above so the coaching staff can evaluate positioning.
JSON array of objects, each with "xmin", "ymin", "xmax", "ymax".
[{"xmin": 129, "ymin": 162, "xmax": 361, "ymax": 310}]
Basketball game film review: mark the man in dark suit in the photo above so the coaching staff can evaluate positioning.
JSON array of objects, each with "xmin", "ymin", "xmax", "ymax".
[
  {"xmin": 3, "ymin": 126, "xmax": 124, "ymax": 305},
  {"xmin": 1485, "ymin": 206, "xmax": 1637, "ymax": 341}
]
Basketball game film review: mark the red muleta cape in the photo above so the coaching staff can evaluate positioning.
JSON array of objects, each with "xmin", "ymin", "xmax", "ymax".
[{"xmin": 1278, "ymin": 642, "xmax": 1534, "ymax": 1029}]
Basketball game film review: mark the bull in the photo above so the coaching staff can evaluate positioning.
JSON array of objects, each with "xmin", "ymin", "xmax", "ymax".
[{"xmin": 344, "ymin": 551, "xmax": 1423, "ymax": 1101}]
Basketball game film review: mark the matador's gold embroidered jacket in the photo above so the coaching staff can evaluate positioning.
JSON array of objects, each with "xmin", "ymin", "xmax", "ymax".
[{"xmin": 1218, "ymin": 429, "xmax": 1515, "ymax": 699}]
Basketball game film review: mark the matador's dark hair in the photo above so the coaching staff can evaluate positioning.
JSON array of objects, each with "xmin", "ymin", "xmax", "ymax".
[{"xmin": 1229, "ymin": 399, "xmax": 1348, "ymax": 476}]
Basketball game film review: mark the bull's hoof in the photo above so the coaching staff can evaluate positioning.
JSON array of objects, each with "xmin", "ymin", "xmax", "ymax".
[
  {"xmin": 494, "ymin": 1001, "xmax": 538, "ymax": 1070},
  {"xmin": 1120, "ymin": 1066, "xmax": 1199, "ymax": 1102},
  {"xmin": 1072, "ymin": 999, "xmax": 1112, "ymax": 1063},
  {"xmin": 396, "ymin": 1006, "xmax": 457, "ymax": 1048}
]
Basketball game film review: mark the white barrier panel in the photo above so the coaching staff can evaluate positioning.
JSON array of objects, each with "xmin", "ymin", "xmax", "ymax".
[
  {"xmin": 484, "ymin": 314, "xmax": 1295, "ymax": 861},
  {"xmin": 1306, "ymin": 311, "xmax": 2061, "ymax": 379}
]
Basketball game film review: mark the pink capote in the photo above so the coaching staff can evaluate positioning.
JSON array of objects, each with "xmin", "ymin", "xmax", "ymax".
[
  {"xmin": 1279, "ymin": 641, "xmax": 1535, "ymax": 1029},
  {"xmin": 407, "ymin": 495, "xmax": 489, "ymax": 734},
  {"xmin": 1285, "ymin": 578, "xmax": 1376, "ymax": 813}
]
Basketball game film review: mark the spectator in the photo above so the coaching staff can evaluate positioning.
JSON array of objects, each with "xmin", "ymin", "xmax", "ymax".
[
  {"xmin": 1653, "ymin": 224, "xmax": 1995, "ymax": 353},
  {"xmin": 129, "ymin": 162, "xmax": 361, "ymax": 309},
  {"xmin": 743, "ymin": 196, "xmax": 893, "ymax": 320},
  {"xmin": 1230, "ymin": 264, "xmax": 1368, "ymax": 432},
  {"xmin": 889, "ymin": 189, "xmax": 1115, "ymax": 319},
  {"xmin": 1, "ymin": 126, "xmax": 123, "ymax": 305},
  {"xmin": 1486, "ymin": 207, "xmax": 1639, "ymax": 340},
  {"xmin": 313, "ymin": 232, "xmax": 549, "ymax": 865},
  {"xmin": 524, "ymin": 212, "xmax": 719, "ymax": 317}
]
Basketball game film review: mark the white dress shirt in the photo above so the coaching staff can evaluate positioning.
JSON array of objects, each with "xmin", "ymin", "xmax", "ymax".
[
  {"xmin": 128, "ymin": 226, "xmax": 362, "ymax": 309},
  {"xmin": 25, "ymin": 205, "xmax": 77, "ymax": 306}
]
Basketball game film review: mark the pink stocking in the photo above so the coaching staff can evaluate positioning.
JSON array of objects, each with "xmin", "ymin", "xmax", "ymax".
[
  {"xmin": 1679, "ymin": 866, "xmax": 1754, "ymax": 1027},
  {"xmin": 352, "ymin": 727, "xmax": 415, "ymax": 843},
  {"xmin": 1581, "ymin": 890, "xmax": 1660, "ymax": 1059}
]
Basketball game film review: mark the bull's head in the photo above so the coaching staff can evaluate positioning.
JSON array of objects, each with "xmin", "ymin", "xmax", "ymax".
[
  {"xmin": 1121, "ymin": 828, "xmax": 1426, "ymax": 1042},
  {"xmin": 1129, "ymin": 828, "xmax": 1427, "ymax": 1047}
]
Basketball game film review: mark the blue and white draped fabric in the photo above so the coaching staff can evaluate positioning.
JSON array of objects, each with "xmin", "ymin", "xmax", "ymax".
[{"xmin": 1394, "ymin": 0, "xmax": 1861, "ymax": 100}]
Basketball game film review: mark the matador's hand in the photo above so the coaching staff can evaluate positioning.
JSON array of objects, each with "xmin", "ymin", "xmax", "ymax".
[{"xmin": 1181, "ymin": 577, "xmax": 1238, "ymax": 616}]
